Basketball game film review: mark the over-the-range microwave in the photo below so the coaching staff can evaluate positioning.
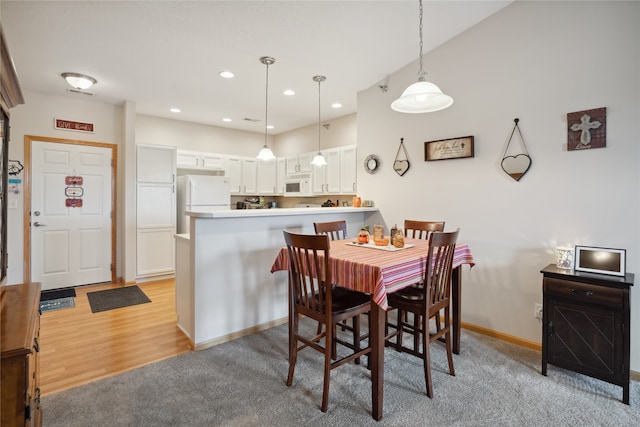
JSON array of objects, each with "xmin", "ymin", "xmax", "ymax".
[{"xmin": 284, "ymin": 174, "xmax": 312, "ymax": 197}]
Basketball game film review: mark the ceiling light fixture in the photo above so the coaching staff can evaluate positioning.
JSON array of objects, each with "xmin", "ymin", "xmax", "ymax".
[
  {"xmin": 61, "ymin": 72, "xmax": 97, "ymax": 90},
  {"xmin": 311, "ymin": 75, "xmax": 328, "ymax": 167},
  {"xmin": 283, "ymin": 89, "xmax": 295, "ymax": 96},
  {"xmin": 391, "ymin": 0, "xmax": 453, "ymax": 113},
  {"xmin": 170, "ymin": 108, "xmax": 181, "ymax": 113},
  {"xmin": 256, "ymin": 56, "xmax": 276, "ymax": 161},
  {"xmin": 219, "ymin": 71, "xmax": 234, "ymax": 79}
]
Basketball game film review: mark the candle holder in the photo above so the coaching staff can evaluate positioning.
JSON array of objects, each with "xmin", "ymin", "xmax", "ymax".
[{"xmin": 555, "ymin": 247, "xmax": 575, "ymax": 270}]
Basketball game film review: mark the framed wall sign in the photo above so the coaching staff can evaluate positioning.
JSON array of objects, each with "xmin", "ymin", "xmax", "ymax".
[
  {"xmin": 425, "ymin": 136, "xmax": 474, "ymax": 161},
  {"xmin": 574, "ymin": 245, "xmax": 626, "ymax": 276}
]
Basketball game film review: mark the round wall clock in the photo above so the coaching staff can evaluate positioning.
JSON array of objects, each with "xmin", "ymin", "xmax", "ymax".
[{"xmin": 364, "ymin": 154, "xmax": 380, "ymax": 174}]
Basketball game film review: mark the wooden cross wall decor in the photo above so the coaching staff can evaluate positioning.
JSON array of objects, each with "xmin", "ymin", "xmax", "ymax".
[{"xmin": 567, "ymin": 107, "xmax": 606, "ymax": 151}]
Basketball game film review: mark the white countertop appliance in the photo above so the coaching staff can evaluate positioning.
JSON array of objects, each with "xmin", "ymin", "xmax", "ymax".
[{"xmin": 177, "ymin": 174, "xmax": 230, "ymax": 233}]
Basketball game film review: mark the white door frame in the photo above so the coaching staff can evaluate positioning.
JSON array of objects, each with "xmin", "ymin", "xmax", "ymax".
[{"xmin": 23, "ymin": 135, "xmax": 117, "ymax": 284}]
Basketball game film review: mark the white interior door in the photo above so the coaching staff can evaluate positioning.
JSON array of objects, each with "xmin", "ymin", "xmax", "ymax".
[{"xmin": 31, "ymin": 141, "xmax": 112, "ymax": 290}]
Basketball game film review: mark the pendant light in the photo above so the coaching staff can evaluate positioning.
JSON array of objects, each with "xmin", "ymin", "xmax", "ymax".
[
  {"xmin": 310, "ymin": 75, "xmax": 327, "ymax": 167},
  {"xmin": 256, "ymin": 56, "xmax": 276, "ymax": 161},
  {"xmin": 391, "ymin": 0, "xmax": 453, "ymax": 113}
]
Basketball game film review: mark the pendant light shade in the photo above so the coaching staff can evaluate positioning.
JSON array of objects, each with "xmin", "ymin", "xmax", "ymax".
[
  {"xmin": 256, "ymin": 56, "xmax": 276, "ymax": 161},
  {"xmin": 391, "ymin": 0, "xmax": 453, "ymax": 114},
  {"xmin": 310, "ymin": 75, "xmax": 327, "ymax": 167},
  {"xmin": 391, "ymin": 79, "xmax": 453, "ymax": 113}
]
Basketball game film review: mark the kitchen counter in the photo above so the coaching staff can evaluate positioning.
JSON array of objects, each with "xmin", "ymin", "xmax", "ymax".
[
  {"xmin": 175, "ymin": 206, "xmax": 382, "ymax": 349},
  {"xmin": 186, "ymin": 206, "xmax": 378, "ymax": 219}
]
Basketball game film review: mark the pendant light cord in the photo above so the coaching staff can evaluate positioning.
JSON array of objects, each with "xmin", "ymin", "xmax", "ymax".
[
  {"xmin": 418, "ymin": 0, "xmax": 425, "ymax": 81},
  {"xmin": 317, "ymin": 78, "xmax": 321, "ymax": 152},
  {"xmin": 264, "ymin": 61, "xmax": 270, "ymax": 147}
]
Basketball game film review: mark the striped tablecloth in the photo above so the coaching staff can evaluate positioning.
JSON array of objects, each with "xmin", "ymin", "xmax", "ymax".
[{"xmin": 271, "ymin": 238, "xmax": 475, "ymax": 310}]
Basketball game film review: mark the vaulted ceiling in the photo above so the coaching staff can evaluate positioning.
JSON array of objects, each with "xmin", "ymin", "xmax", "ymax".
[{"xmin": 1, "ymin": 1, "xmax": 511, "ymax": 134}]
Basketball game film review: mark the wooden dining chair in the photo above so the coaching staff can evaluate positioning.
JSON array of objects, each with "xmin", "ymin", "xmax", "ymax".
[
  {"xmin": 385, "ymin": 229, "xmax": 459, "ymax": 398},
  {"xmin": 313, "ymin": 219, "xmax": 366, "ymax": 349},
  {"xmin": 283, "ymin": 230, "xmax": 372, "ymax": 412},
  {"xmin": 314, "ymin": 220, "xmax": 347, "ymax": 241},
  {"xmin": 404, "ymin": 220, "xmax": 445, "ymax": 239},
  {"xmin": 400, "ymin": 220, "xmax": 446, "ymax": 346}
]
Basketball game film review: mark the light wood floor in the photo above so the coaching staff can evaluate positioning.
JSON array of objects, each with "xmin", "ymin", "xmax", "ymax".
[{"xmin": 39, "ymin": 279, "xmax": 192, "ymax": 396}]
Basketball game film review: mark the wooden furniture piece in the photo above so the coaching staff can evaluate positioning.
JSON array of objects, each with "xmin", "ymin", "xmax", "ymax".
[
  {"xmin": 385, "ymin": 230, "xmax": 459, "ymax": 397},
  {"xmin": 404, "ymin": 220, "xmax": 445, "ymax": 239},
  {"xmin": 540, "ymin": 264, "xmax": 633, "ymax": 404},
  {"xmin": 402, "ymin": 220, "xmax": 446, "ymax": 339},
  {"xmin": 314, "ymin": 220, "xmax": 347, "ymax": 241},
  {"xmin": 283, "ymin": 231, "xmax": 371, "ymax": 412},
  {"xmin": 1, "ymin": 282, "xmax": 43, "ymax": 427},
  {"xmin": 272, "ymin": 238, "xmax": 475, "ymax": 420}
]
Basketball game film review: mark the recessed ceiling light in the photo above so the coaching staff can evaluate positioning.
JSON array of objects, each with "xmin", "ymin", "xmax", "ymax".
[
  {"xmin": 283, "ymin": 89, "xmax": 295, "ymax": 96},
  {"xmin": 219, "ymin": 71, "xmax": 234, "ymax": 79},
  {"xmin": 170, "ymin": 108, "xmax": 181, "ymax": 113},
  {"xmin": 267, "ymin": 125, "xmax": 274, "ymax": 130},
  {"xmin": 222, "ymin": 118, "xmax": 232, "ymax": 122},
  {"xmin": 331, "ymin": 103, "xmax": 342, "ymax": 109}
]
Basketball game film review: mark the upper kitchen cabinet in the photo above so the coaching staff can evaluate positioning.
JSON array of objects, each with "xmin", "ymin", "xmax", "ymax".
[
  {"xmin": 227, "ymin": 156, "xmax": 257, "ymax": 195},
  {"xmin": 275, "ymin": 158, "xmax": 286, "ymax": 195},
  {"xmin": 312, "ymin": 148, "xmax": 341, "ymax": 195},
  {"xmin": 138, "ymin": 144, "xmax": 176, "ymax": 183},
  {"xmin": 286, "ymin": 152, "xmax": 313, "ymax": 176},
  {"xmin": 339, "ymin": 145, "xmax": 357, "ymax": 194},
  {"xmin": 257, "ymin": 158, "xmax": 277, "ymax": 195},
  {"xmin": 176, "ymin": 149, "xmax": 226, "ymax": 171}
]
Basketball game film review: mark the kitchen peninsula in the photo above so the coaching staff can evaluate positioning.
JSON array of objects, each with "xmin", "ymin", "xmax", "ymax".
[{"xmin": 175, "ymin": 206, "xmax": 381, "ymax": 349}]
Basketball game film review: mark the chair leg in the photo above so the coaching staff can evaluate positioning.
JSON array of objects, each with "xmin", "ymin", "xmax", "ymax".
[
  {"xmin": 353, "ymin": 314, "xmax": 361, "ymax": 364},
  {"xmin": 396, "ymin": 308, "xmax": 404, "ymax": 350},
  {"xmin": 321, "ymin": 321, "xmax": 333, "ymax": 412},
  {"xmin": 287, "ymin": 314, "xmax": 299, "ymax": 387},
  {"xmin": 444, "ymin": 308, "xmax": 455, "ymax": 377},
  {"xmin": 412, "ymin": 312, "xmax": 420, "ymax": 351},
  {"xmin": 422, "ymin": 313, "xmax": 434, "ymax": 398}
]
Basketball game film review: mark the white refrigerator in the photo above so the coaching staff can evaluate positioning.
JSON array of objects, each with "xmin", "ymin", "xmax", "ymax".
[{"xmin": 177, "ymin": 175, "xmax": 231, "ymax": 234}]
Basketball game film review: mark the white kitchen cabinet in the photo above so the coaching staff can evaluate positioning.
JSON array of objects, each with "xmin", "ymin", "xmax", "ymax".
[
  {"xmin": 176, "ymin": 149, "xmax": 226, "ymax": 170},
  {"xmin": 312, "ymin": 148, "xmax": 341, "ymax": 195},
  {"xmin": 136, "ymin": 144, "xmax": 176, "ymax": 278},
  {"xmin": 138, "ymin": 144, "xmax": 175, "ymax": 183},
  {"xmin": 340, "ymin": 145, "xmax": 357, "ymax": 194},
  {"xmin": 275, "ymin": 157, "xmax": 286, "ymax": 195},
  {"xmin": 227, "ymin": 156, "xmax": 257, "ymax": 195},
  {"xmin": 257, "ymin": 158, "xmax": 277, "ymax": 195},
  {"xmin": 286, "ymin": 152, "xmax": 313, "ymax": 175}
]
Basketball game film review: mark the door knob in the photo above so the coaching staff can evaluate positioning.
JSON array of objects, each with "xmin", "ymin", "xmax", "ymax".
[{"xmin": 33, "ymin": 222, "xmax": 46, "ymax": 227}]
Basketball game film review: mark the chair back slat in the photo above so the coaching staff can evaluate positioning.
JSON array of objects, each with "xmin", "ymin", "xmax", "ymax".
[
  {"xmin": 314, "ymin": 220, "xmax": 347, "ymax": 241},
  {"xmin": 284, "ymin": 231, "xmax": 331, "ymax": 320},
  {"xmin": 404, "ymin": 220, "xmax": 445, "ymax": 240},
  {"xmin": 424, "ymin": 230, "xmax": 459, "ymax": 307}
]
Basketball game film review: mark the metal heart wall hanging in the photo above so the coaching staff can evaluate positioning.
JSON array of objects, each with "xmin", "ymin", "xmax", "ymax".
[
  {"xmin": 393, "ymin": 138, "xmax": 410, "ymax": 176},
  {"xmin": 501, "ymin": 118, "xmax": 532, "ymax": 182}
]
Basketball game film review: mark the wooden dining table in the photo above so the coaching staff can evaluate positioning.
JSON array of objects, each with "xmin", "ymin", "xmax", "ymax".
[{"xmin": 271, "ymin": 237, "xmax": 475, "ymax": 420}]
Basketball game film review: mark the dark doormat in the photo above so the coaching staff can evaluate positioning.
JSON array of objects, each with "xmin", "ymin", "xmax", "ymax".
[
  {"xmin": 87, "ymin": 286, "xmax": 151, "ymax": 313},
  {"xmin": 40, "ymin": 297, "xmax": 75, "ymax": 313},
  {"xmin": 41, "ymin": 287, "xmax": 76, "ymax": 301}
]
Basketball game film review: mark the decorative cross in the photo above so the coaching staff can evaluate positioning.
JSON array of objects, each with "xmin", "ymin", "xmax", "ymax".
[{"xmin": 570, "ymin": 114, "xmax": 601, "ymax": 145}]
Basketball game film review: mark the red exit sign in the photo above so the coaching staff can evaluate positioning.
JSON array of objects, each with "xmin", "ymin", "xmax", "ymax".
[{"xmin": 54, "ymin": 118, "xmax": 94, "ymax": 133}]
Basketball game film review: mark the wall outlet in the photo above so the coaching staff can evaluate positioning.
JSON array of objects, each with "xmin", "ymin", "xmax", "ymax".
[{"xmin": 534, "ymin": 303, "xmax": 543, "ymax": 319}]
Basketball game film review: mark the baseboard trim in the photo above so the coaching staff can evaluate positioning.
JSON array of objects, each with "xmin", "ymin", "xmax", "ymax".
[
  {"xmin": 194, "ymin": 317, "xmax": 289, "ymax": 351},
  {"xmin": 461, "ymin": 321, "xmax": 541, "ymax": 351}
]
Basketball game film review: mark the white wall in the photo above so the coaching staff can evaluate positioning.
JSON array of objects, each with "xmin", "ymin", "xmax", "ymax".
[
  {"xmin": 275, "ymin": 113, "xmax": 356, "ymax": 156},
  {"xmin": 7, "ymin": 90, "xmax": 124, "ymax": 284},
  {"xmin": 357, "ymin": 1, "xmax": 640, "ymax": 368},
  {"xmin": 136, "ymin": 114, "xmax": 268, "ymax": 158}
]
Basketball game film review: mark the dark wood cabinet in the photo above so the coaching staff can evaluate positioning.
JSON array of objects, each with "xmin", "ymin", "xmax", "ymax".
[
  {"xmin": 1, "ymin": 283, "xmax": 42, "ymax": 427},
  {"xmin": 541, "ymin": 264, "xmax": 633, "ymax": 404}
]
